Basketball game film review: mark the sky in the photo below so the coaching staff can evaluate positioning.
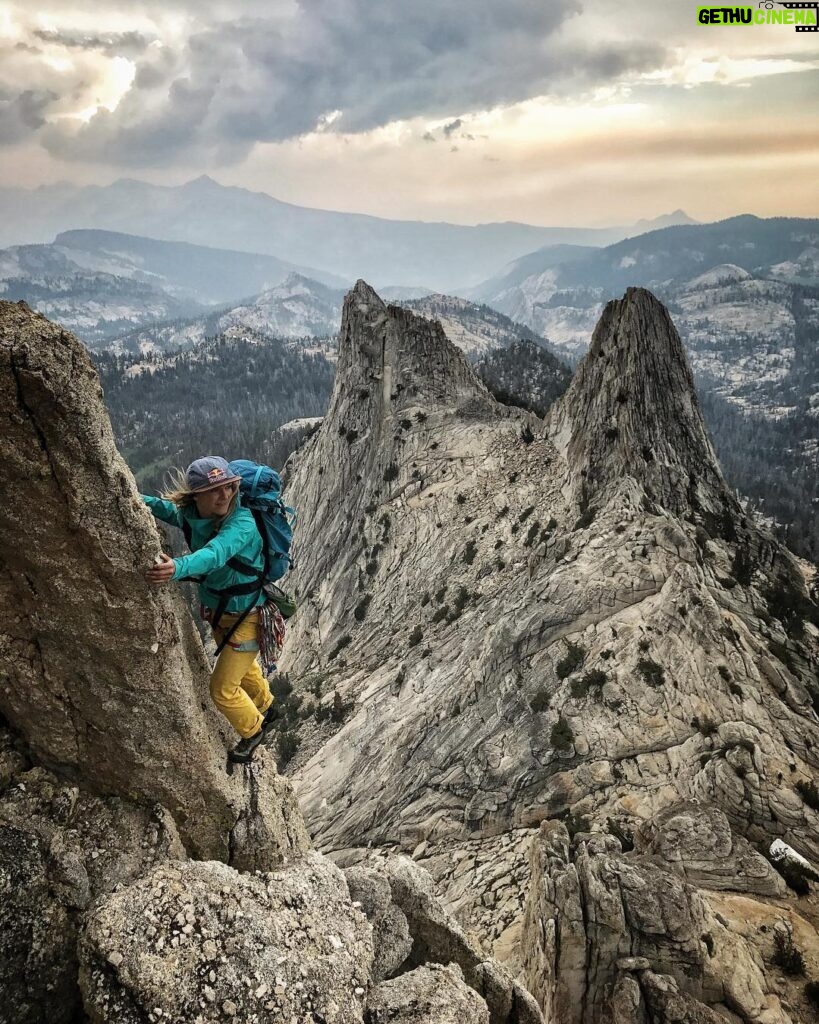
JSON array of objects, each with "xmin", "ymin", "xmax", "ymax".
[{"xmin": 1, "ymin": 0, "xmax": 818, "ymax": 227}]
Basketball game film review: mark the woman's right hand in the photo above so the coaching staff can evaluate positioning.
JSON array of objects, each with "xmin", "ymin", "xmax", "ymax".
[{"xmin": 145, "ymin": 552, "xmax": 176, "ymax": 584}]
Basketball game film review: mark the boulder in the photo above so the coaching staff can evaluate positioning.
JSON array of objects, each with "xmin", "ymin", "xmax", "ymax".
[
  {"xmin": 367, "ymin": 963, "xmax": 490, "ymax": 1023},
  {"xmin": 382, "ymin": 855, "xmax": 543, "ymax": 1024},
  {"xmin": 79, "ymin": 852, "xmax": 373, "ymax": 1023},
  {"xmin": 636, "ymin": 802, "xmax": 786, "ymax": 896},
  {"xmin": 344, "ymin": 864, "xmax": 413, "ymax": 981}
]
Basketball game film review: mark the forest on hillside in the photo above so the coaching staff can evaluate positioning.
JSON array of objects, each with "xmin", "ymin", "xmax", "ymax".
[
  {"xmin": 697, "ymin": 389, "xmax": 819, "ymax": 563},
  {"xmin": 94, "ymin": 334, "xmax": 334, "ymax": 495}
]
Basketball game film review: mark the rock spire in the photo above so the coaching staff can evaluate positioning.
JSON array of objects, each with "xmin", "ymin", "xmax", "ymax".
[
  {"xmin": 548, "ymin": 286, "xmax": 737, "ymax": 526},
  {"xmin": 0, "ymin": 300, "xmax": 308, "ymax": 865}
]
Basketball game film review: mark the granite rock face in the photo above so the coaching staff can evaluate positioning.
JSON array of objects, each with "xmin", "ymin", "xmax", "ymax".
[
  {"xmin": 281, "ymin": 284, "xmax": 819, "ymax": 1021},
  {"xmin": 634, "ymin": 801, "xmax": 786, "ymax": 897},
  {"xmin": 285, "ymin": 285, "xmax": 819, "ymax": 862},
  {"xmin": 79, "ymin": 852, "xmax": 373, "ymax": 1024},
  {"xmin": 548, "ymin": 288, "xmax": 737, "ymax": 526},
  {"xmin": 0, "ymin": 740, "xmax": 186, "ymax": 1024},
  {"xmin": 367, "ymin": 963, "xmax": 491, "ymax": 1024},
  {"xmin": 0, "ymin": 300, "xmax": 314, "ymax": 1019},
  {"xmin": 521, "ymin": 821, "xmax": 791, "ymax": 1024},
  {"xmin": 0, "ymin": 822, "xmax": 80, "ymax": 1024},
  {"xmin": 4, "ymin": 285, "xmax": 819, "ymax": 1024},
  {"xmin": 0, "ymin": 299, "xmax": 309, "ymax": 867}
]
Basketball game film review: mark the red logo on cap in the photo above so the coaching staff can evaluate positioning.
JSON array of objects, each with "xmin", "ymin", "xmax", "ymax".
[{"xmin": 208, "ymin": 468, "xmax": 225, "ymax": 479}]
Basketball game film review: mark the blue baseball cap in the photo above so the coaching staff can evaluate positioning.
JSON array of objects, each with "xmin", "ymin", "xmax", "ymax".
[{"xmin": 185, "ymin": 456, "xmax": 241, "ymax": 493}]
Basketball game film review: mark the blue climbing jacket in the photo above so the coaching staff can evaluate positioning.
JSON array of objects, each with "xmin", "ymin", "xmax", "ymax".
[{"xmin": 142, "ymin": 496, "xmax": 266, "ymax": 615}]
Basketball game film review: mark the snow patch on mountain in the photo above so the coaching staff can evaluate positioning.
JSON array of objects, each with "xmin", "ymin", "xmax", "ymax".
[
  {"xmin": 217, "ymin": 274, "xmax": 343, "ymax": 341},
  {"xmin": 683, "ymin": 264, "xmax": 752, "ymax": 289},
  {"xmin": 768, "ymin": 246, "xmax": 819, "ymax": 284}
]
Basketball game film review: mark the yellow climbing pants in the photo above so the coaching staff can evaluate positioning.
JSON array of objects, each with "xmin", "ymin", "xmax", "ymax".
[{"xmin": 209, "ymin": 610, "xmax": 273, "ymax": 738}]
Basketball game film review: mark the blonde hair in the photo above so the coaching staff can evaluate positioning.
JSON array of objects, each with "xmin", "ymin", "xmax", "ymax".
[
  {"xmin": 161, "ymin": 467, "xmax": 240, "ymax": 519},
  {"xmin": 161, "ymin": 467, "xmax": 197, "ymax": 508}
]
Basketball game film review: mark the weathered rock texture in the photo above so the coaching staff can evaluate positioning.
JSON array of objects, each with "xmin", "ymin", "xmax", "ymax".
[
  {"xmin": 367, "ymin": 962, "xmax": 491, "ymax": 1024},
  {"xmin": 634, "ymin": 802, "xmax": 786, "ymax": 897},
  {"xmin": 0, "ymin": 751, "xmax": 186, "ymax": 1024},
  {"xmin": 521, "ymin": 821, "xmax": 794, "ymax": 1024},
  {"xmin": 1, "ymin": 822, "xmax": 81, "ymax": 1023},
  {"xmin": 79, "ymin": 852, "xmax": 373, "ymax": 1023},
  {"xmin": 281, "ymin": 284, "xmax": 819, "ymax": 1020},
  {"xmin": 5, "ymin": 286, "xmax": 819, "ymax": 1024},
  {"xmin": 549, "ymin": 289, "xmax": 737, "ymax": 525},
  {"xmin": 344, "ymin": 864, "xmax": 413, "ymax": 981},
  {"xmin": 0, "ymin": 299, "xmax": 309, "ymax": 866},
  {"xmin": 285, "ymin": 286, "xmax": 819, "ymax": 857},
  {"xmin": 346, "ymin": 854, "xmax": 544, "ymax": 1024}
]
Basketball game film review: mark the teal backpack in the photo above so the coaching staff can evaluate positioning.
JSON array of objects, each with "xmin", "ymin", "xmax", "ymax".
[{"xmin": 228, "ymin": 459, "xmax": 297, "ymax": 584}]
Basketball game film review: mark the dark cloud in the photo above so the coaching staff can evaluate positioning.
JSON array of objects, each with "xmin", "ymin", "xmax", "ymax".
[
  {"xmin": 37, "ymin": 0, "xmax": 670, "ymax": 167},
  {"xmin": 0, "ymin": 89, "xmax": 56, "ymax": 144},
  {"xmin": 32, "ymin": 29, "xmax": 153, "ymax": 56}
]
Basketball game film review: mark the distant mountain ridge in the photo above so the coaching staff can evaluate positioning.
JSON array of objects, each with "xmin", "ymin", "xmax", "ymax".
[
  {"xmin": 477, "ymin": 215, "xmax": 819, "ymax": 309},
  {"xmin": 0, "ymin": 232, "xmax": 348, "ymax": 345},
  {"xmin": 0, "ymin": 242, "xmax": 206, "ymax": 345},
  {"xmin": 109, "ymin": 286, "xmax": 570, "ymax": 365},
  {"xmin": 0, "ymin": 175, "xmax": 695, "ymax": 291},
  {"xmin": 105, "ymin": 274, "xmax": 345, "ymax": 356},
  {"xmin": 54, "ymin": 229, "xmax": 347, "ymax": 296},
  {"xmin": 474, "ymin": 214, "xmax": 819, "ymax": 419},
  {"xmin": 400, "ymin": 293, "xmax": 562, "ymax": 360}
]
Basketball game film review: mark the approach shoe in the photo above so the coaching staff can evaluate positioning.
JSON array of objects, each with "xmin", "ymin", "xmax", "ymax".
[
  {"xmin": 262, "ymin": 703, "xmax": 280, "ymax": 730},
  {"xmin": 229, "ymin": 728, "xmax": 265, "ymax": 764}
]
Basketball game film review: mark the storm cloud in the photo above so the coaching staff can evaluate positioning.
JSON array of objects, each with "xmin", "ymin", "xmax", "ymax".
[{"xmin": 32, "ymin": 0, "xmax": 668, "ymax": 166}]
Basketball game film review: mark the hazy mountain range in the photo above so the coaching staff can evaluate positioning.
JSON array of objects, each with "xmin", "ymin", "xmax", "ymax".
[
  {"xmin": 6, "ymin": 212, "xmax": 812, "ymax": 426},
  {"xmin": 0, "ymin": 176, "xmax": 696, "ymax": 291},
  {"xmin": 474, "ymin": 215, "xmax": 819, "ymax": 318}
]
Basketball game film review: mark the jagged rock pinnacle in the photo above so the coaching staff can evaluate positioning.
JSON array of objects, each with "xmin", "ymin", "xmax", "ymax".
[
  {"xmin": 283, "ymin": 279, "xmax": 819, "ymax": 882},
  {"xmin": 549, "ymin": 287, "xmax": 737, "ymax": 527},
  {"xmin": 331, "ymin": 279, "xmax": 494, "ymax": 425},
  {"xmin": 286, "ymin": 281, "xmax": 499, "ymax": 587}
]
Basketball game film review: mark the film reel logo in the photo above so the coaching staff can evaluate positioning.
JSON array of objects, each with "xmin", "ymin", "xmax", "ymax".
[{"xmin": 761, "ymin": 1, "xmax": 819, "ymax": 30}]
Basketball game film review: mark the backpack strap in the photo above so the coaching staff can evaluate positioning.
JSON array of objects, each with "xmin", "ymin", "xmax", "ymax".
[
  {"xmin": 175, "ymin": 518, "xmax": 208, "ymax": 582},
  {"xmin": 211, "ymin": 581, "xmax": 265, "ymax": 656},
  {"xmin": 225, "ymin": 554, "xmax": 265, "ymax": 579},
  {"xmin": 251, "ymin": 465, "xmax": 266, "ymax": 498}
]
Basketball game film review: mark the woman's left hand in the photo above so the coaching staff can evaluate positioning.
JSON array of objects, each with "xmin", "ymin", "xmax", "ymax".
[{"xmin": 145, "ymin": 552, "xmax": 176, "ymax": 584}]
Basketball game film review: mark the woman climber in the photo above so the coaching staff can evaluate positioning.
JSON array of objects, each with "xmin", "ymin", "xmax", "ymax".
[{"xmin": 142, "ymin": 455, "xmax": 278, "ymax": 763}]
